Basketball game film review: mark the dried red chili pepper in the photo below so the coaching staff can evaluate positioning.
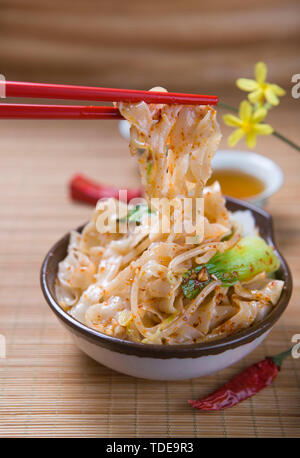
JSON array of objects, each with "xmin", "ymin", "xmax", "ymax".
[
  {"xmin": 70, "ymin": 174, "xmax": 143, "ymax": 205},
  {"xmin": 189, "ymin": 348, "xmax": 291, "ymax": 411}
]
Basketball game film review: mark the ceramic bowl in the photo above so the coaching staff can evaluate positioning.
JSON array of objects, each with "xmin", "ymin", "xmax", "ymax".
[{"xmin": 40, "ymin": 197, "xmax": 292, "ymax": 380}]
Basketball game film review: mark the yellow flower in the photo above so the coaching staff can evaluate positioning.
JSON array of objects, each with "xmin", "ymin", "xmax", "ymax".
[
  {"xmin": 223, "ymin": 100, "xmax": 273, "ymax": 148},
  {"xmin": 236, "ymin": 62, "xmax": 286, "ymax": 106}
]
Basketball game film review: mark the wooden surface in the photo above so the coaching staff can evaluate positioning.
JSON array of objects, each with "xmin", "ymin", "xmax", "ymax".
[
  {"xmin": 1, "ymin": 0, "xmax": 299, "ymax": 93},
  {"xmin": 0, "ymin": 100, "xmax": 299, "ymax": 437}
]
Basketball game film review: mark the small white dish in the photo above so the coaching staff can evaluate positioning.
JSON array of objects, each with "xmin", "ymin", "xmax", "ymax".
[{"xmin": 212, "ymin": 150, "xmax": 284, "ymax": 207}]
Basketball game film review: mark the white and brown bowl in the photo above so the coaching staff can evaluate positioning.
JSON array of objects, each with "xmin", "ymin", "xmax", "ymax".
[{"xmin": 40, "ymin": 197, "xmax": 292, "ymax": 380}]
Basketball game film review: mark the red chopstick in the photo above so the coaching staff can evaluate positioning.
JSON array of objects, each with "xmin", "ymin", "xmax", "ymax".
[
  {"xmin": 4, "ymin": 81, "xmax": 218, "ymax": 105},
  {"xmin": 0, "ymin": 104, "xmax": 123, "ymax": 119}
]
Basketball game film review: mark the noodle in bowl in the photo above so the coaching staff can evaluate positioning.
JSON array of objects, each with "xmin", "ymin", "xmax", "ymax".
[{"xmin": 41, "ymin": 89, "xmax": 292, "ymax": 379}]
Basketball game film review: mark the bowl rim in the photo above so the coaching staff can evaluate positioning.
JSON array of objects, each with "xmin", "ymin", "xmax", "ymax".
[{"xmin": 40, "ymin": 196, "xmax": 292, "ymax": 359}]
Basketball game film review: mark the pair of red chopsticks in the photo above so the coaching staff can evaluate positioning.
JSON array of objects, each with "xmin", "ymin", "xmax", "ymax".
[{"xmin": 0, "ymin": 81, "xmax": 218, "ymax": 119}]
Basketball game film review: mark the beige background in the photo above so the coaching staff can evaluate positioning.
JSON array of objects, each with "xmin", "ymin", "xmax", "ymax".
[{"xmin": 0, "ymin": 0, "xmax": 299, "ymax": 438}]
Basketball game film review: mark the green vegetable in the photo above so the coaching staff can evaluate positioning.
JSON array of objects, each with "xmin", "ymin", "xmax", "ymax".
[
  {"xmin": 182, "ymin": 266, "xmax": 211, "ymax": 300},
  {"xmin": 137, "ymin": 147, "xmax": 147, "ymax": 156},
  {"xmin": 146, "ymin": 161, "xmax": 153, "ymax": 182},
  {"xmin": 221, "ymin": 231, "xmax": 233, "ymax": 242},
  {"xmin": 118, "ymin": 204, "xmax": 153, "ymax": 224},
  {"xmin": 181, "ymin": 236, "xmax": 280, "ymax": 299},
  {"xmin": 207, "ymin": 236, "xmax": 280, "ymax": 284},
  {"xmin": 128, "ymin": 204, "xmax": 153, "ymax": 224}
]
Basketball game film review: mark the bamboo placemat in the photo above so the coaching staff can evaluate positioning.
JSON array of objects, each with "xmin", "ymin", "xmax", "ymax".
[{"xmin": 0, "ymin": 107, "xmax": 299, "ymax": 437}]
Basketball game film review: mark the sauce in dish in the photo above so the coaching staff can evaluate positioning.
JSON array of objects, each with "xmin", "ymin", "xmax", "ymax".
[{"xmin": 207, "ymin": 169, "xmax": 265, "ymax": 199}]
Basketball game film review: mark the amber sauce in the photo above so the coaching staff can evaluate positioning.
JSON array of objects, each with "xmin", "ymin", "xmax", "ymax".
[{"xmin": 207, "ymin": 169, "xmax": 265, "ymax": 199}]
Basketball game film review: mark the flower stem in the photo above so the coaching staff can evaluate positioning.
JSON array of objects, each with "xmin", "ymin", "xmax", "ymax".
[
  {"xmin": 219, "ymin": 102, "xmax": 238, "ymax": 113},
  {"xmin": 219, "ymin": 102, "xmax": 300, "ymax": 152},
  {"xmin": 272, "ymin": 131, "xmax": 300, "ymax": 152}
]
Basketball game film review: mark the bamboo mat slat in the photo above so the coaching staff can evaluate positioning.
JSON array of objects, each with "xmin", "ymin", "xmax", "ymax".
[{"xmin": 0, "ymin": 103, "xmax": 299, "ymax": 437}]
